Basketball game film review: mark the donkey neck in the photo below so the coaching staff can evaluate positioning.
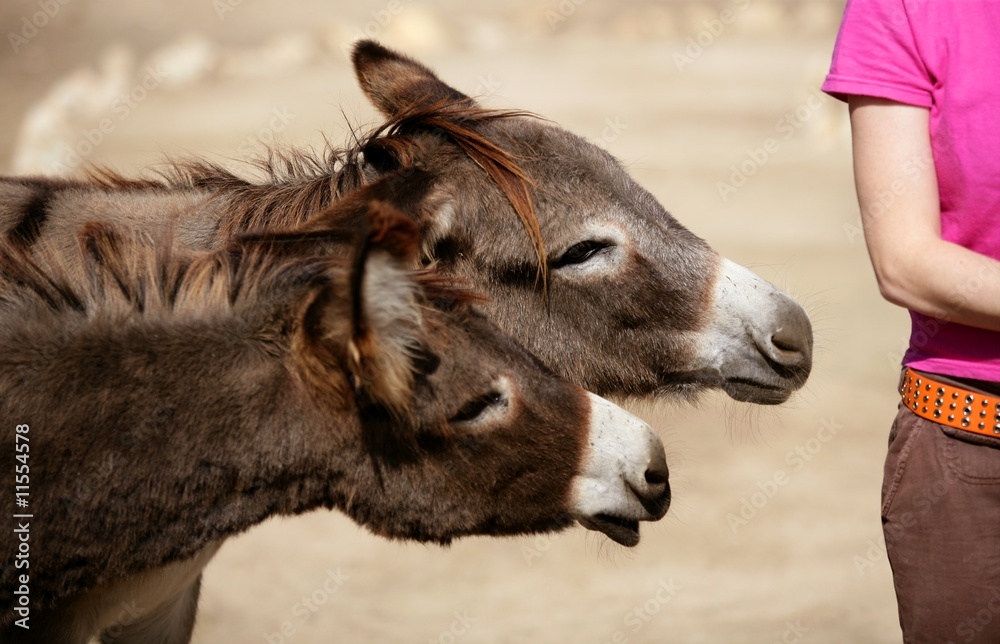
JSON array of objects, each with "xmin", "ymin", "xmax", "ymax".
[{"xmin": 0, "ymin": 289, "xmax": 363, "ymax": 617}]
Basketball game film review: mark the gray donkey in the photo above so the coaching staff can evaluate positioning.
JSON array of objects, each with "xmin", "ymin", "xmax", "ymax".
[
  {"xmin": 0, "ymin": 189, "xmax": 669, "ymax": 643},
  {"xmin": 0, "ymin": 40, "xmax": 812, "ymax": 406}
]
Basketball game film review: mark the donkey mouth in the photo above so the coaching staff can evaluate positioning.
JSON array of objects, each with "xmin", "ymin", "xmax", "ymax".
[
  {"xmin": 578, "ymin": 514, "xmax": 641, "ymax": 547},
  {"xmin": 723, "ymin": 377, "xmax": 792, "ymax": 405}
]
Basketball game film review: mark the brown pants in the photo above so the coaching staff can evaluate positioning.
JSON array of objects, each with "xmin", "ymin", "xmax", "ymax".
[{"xmin": 883, "ymin": 372, "xmax": 1000, "ymax": 643}]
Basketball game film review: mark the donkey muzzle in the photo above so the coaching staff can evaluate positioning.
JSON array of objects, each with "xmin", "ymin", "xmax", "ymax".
[
  {"xmin": 704, "ymin": 259, "xmax": 814, "ymax": 404},
  {"xmin": 571, "ymin": 393, "xmax": 671, "ymax": 547}
]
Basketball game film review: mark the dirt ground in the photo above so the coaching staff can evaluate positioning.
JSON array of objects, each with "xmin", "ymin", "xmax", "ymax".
[{"xmin": 2, "ymin": 1, "xmax": 914, "ymax": 642}]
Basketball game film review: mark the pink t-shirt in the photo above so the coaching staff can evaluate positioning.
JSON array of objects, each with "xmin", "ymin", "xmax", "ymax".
[{"xmin": 823, "ymin": 0, "xmax": 1000, "ymax": 382}]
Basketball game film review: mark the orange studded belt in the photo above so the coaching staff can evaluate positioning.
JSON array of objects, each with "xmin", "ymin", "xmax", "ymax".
[{"xmin": 900, "ymin": 368, "xmax": 1000, "ymax": 437}]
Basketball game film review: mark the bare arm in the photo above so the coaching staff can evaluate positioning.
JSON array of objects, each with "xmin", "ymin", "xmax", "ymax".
[{"xmin": 849, "ymin": 95, "xmax": 1000, "ymax": 331}]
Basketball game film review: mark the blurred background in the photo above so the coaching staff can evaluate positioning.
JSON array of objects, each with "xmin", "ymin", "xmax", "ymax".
[{"xmin": 2, "ymin": 1, "xmax": 913, "ymax": 642}]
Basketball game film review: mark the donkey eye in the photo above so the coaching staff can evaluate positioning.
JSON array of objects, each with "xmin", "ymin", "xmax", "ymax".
[
  {"xmin": 412, "ymin": 345, "xmax": 440, "ymax": 376},
  {"xmin": 552, "ymin": 240, "xmax": 612, "ymax": 268},
  {"xmin": 450, "ymin": 391, "xmax": 506, "ymax": 423}
]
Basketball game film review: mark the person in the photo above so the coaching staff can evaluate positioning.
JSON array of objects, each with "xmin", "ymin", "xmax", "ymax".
[{"xmin": 822, "ymin": 0, "xmax": 1000, "ymax": 641}]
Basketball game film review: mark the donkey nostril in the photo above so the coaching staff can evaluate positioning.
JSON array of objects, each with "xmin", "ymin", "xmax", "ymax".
[
  {"xmin": 771, "ymin": 332, "xmax": 801, "ymax": 355},
  {"xmin": 643, "ymin": 443, "xmax": 669, "ymax": 493},
  {"xmin": 766, "ymin": 300, "xmax": 814, "ymax": 366},
  {"xmin": 622, "ymin": 445, "xmax": 671, "ymax": 519},
  {"xmin": 767, "ymin": 323, "xmax": 813, "ymax": 370},
  {"xmin": 645, "ymin": 466, "xmax": 668, "ymax": 487},
  {"xmin": 639, "ymin": 450, "xmax": 669, "ymax": 502},
  {"xmin": 631, "ymin": 460, "xmax": 671, "ymax": 519}
]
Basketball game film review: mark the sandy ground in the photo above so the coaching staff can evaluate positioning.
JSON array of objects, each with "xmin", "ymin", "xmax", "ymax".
[{"xmin": 2, "ymin": 1, "xmax": 915, "ymax": 642}]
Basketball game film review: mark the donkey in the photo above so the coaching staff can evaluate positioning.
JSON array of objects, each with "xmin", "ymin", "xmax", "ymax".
[
  {"xmin": 0, "ymin": 39, "xmax": 812, "ymax": 404},
  {"xmin": 0, "ymin": 193, "xmax": 670, "ymax": 643}
]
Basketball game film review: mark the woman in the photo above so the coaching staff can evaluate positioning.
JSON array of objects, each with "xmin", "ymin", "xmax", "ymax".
[{"xmin": 823, "ymin": 0, "xmax": 1000, "ymax": 641}]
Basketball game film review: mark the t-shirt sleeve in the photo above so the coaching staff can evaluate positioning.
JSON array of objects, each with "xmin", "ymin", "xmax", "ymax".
[{"xmin": 822, "ymin": 0, "xmax": 933, "ymax": 107}]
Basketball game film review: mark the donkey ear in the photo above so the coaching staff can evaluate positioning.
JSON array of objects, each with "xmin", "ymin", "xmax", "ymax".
[
  {"xmin": 352, "ymin": 40, "xmax": 474, "ymax": 117},
  {"xmin": 346, "ymin": 200, "xmax": 425, "ymax": 415}
]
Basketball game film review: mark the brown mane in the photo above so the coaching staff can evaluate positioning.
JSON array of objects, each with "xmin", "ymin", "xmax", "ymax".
[
  {"xmin": 84, "ymin": 100, "xmax": 547, "ymax": 282},
  {"xmin": 0, "ymin": 231, "xmax": 315, "ymax": 350},
  {"xmin": 0, "ymin": 221, "xmax": 477, "ymax": 327}
]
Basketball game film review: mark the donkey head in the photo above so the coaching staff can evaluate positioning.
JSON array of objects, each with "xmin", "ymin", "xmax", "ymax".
[
  {"xmin": 348, "ymin": 41, "xmax": 812, "ymax": 404},
  {"xmin": 292, "ymin": 197, "xmax": 670, "ymax": 547}
]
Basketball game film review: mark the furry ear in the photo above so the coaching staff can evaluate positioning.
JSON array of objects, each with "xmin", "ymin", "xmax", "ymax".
[
  {"xmin": 352, "ymin": 39, "xmax": 474, "ymax": 117},
  {"xmin": 346, "ymin": 200, "xmax": 425, "ymax": 416}
]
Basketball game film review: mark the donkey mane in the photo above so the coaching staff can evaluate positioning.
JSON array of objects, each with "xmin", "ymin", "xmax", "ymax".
[
  {"xmin": 0, "ymin": 219, "xmax": 478, "ymax": 325},
  {"xmin": 0, "ymin": 223, "xmax": 329, "ymax": 322},
  {"xmin": 84, "ymin": 100, "xmax": 548, "ymax": 277}
]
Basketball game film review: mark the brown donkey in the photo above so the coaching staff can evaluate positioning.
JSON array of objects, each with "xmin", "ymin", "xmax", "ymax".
[
  {"xmin": 0, "ymin": 197, "xmax": 669, "ymax": 643},
  {"xmin": 0, "ymin": 40, "xmax": 812, "ymax": 406}
]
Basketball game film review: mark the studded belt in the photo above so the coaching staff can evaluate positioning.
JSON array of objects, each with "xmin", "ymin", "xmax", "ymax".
[{"xmin": 900, "ymin": 368, "xmax": 1000, "ymax": 437}]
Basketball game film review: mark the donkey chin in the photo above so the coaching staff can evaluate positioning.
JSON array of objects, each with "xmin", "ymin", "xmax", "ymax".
[
  {"xmin": 697, "ymin": 259, "xmax": 814, "ymax": 405},
  {"xmin": 570, "ymin": 394, "xmax": 671, "ymax": 547}
]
